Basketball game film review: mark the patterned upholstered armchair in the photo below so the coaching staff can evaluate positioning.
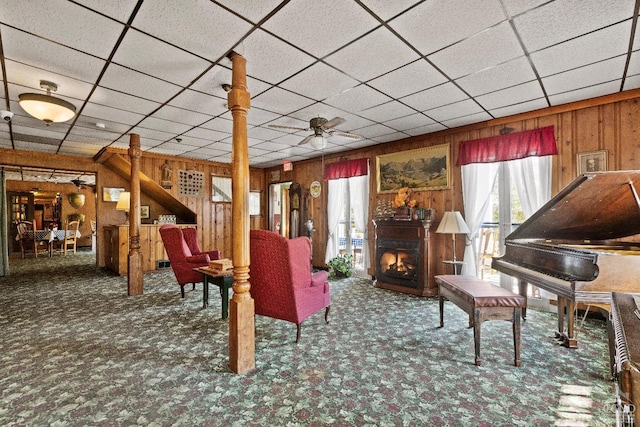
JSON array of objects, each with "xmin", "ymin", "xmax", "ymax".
[
  {"xmin": 181, "ymin": 227, "xmax": 221, "ymax": 261},
  {"xmin": 249, "ymin": 229, "xmax": 330, "ymax": 342},
  {"xmin": 159, "ymin": 225, "xmax": 219, "ymax": 297}
]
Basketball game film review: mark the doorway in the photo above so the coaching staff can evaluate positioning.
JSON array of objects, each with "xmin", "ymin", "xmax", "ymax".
[{"xmin": 268, "ymin": 182, "xmax": 291, "ymax": 237}]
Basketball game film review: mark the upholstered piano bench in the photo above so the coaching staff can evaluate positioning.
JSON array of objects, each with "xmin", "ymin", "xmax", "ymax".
[{"xmin": 435, "ymin": 275, "xmax": 526, "ymax": 367}]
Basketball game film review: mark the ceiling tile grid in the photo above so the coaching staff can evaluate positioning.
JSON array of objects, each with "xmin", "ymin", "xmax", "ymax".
[{"xmin": 0, "ymin": 0, "xmax": 636, "ymax": 174}]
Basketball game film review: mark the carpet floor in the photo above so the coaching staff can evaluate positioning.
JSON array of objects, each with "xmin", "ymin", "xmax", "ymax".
[{"xmin": 0, "ymin": 251, "xmax": 615, "ymax": 426}]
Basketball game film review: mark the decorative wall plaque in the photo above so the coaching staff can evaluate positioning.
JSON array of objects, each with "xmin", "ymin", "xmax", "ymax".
[{"xmin": 178, "ymin": 170, "xmax": 204, "ymax": 197}]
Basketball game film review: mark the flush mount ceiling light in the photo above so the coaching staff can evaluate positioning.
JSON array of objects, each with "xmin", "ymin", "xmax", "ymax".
[{"xmin": 18, "ymin": 80, "xmax": 76, "ymax": 124}]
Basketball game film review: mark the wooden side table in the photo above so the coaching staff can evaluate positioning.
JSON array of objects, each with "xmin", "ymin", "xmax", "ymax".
[{"xmin": 193, "ymin": 267, "xmax": 234, "ymax": 319}]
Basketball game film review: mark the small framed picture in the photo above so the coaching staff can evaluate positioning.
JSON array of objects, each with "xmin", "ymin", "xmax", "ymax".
[
  {"xmin": 577, "ymin": 150, "xmax": 607, "ymax": 174},
  {"xmin": 140, "ymin": 205, "xmax": 150, "ymax": 219},
  {"xmin": 249, "ymin": 191, "xmax": 261, "ymax": 216}
]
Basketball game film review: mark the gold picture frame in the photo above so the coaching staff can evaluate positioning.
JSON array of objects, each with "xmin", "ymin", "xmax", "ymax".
[
  {"xmin": 577, "ymin": 150, "xmax": 607, "ymax": 174},
  {"xmin": 376, "ymin": 143, "xmax": 450, "ymax": 193},
  {"xmin": 102, "ymin": 187, "xmax": 125, "ymax": 202},
  {"xmin": 140, "ymin": 205, "xmax": 150, "ymax": 219}
]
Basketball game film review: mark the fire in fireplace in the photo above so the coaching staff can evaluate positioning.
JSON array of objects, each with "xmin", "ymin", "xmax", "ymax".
[{"xmin": 376, "ymin": 239, "xmax": 421, "ymax": 289}]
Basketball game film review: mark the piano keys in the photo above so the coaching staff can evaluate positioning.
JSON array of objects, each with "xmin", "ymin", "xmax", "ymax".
[
  {"xmin": 607, "ymin": 292, "xmax": 640, "ymax": 426},
  {"xmin": 492, "ymin": 171, "xmax": 640, "ymax": 347}
]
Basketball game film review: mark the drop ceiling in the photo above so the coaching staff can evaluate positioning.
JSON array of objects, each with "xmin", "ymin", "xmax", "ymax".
[{"xmin": 0, "ymin": 0, "xmax": 638, "ymax": 176}]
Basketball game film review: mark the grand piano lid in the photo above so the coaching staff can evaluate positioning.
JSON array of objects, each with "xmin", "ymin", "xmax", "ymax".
[{"xmin": 507, "ymin": 170, "xmax": 640, "ymax": 241}]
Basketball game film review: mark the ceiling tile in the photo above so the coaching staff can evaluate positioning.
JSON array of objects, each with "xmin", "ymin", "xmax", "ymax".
[
  {"xmin": 502, "ymin": 0, "xmax": 549, "ymax": 17},
  {"xmin": 531, "ymin": 21, "xmax": 632, "ymax": 77},
  {"xmin": 514, "ymin": 0, "xmax": 634, "ymax": 52},
  {"xmin": 389, "ymin": 0, "xmax": 506, "ymax": 55},
  {"xmin": 243, "ymin": 29, "xmax": 316, "ymax": 84},
  {"xmin": 489, "ymin": 98, "xmax": 549, "ymax": 118},
  {"xmin": 425, "ymin": 99, "xmax": 485, "ymax": 122},
  {"xmin": 88, "ymin": 87, "xmax": 161, "ymax": 116},
  {"xmin": 324, "ymin": 84, "xmax": 392, "ymax": 113},
  {"xmin": 1, "ymin": 28, "xmax": 106, "ymax": 83},
  {"xmin": 153, "ymin": 104, "xmax": 213, "ymax": 127},
  {"xmin": 133, "ymin": 0, "xmax": 251, "ymax": 62},
  {"xmin": 359, "ymin": 100, "xmax": 416, "ymax": 122},
  {"xmin": 368, "ymin": 60, "xmax": 447, "ymax": 98},
  {"xmin": 401, "ymin": 83, "xmax": 468, "ymax": 112},
  {"xmin": 137, "ymin": 117, "xmax": 192, "ymax": 136},
  {"xmin": 455, "ymin": 56, "xmax": 537, "ymax": 97},
  {"xmin": 475, "ymin": 81, "xmax": 545, "ymax": 110},
  {"xmin": 324, "ymin": 27, "xmax": 420, "ymax": 82},
  {"xmin": 441, "ymin": 111, "xmax": 492, "ymax": 128},
  {"xmin": 169, "ymin": 89, "xmax": 227, "ymax": 117},
  {"xmin": 75, "ymin": 1, "xmax": 140, "ymax": 23},
  {"xmin": 99, "ymin": 64, "xmax": 183, "ymax": 103},
  {"xmin": 215, "ymin": 0, "xmax": 283, "ymax": 23},
  {"xmin": 251, "ymin": 87, "xmax": 315, "ymax": 116},
  {"xmin": 184, "ymin": 127, "xmax": 230, "ymax": 142},
  {"xmin": 383, "ymin": 113, "xmax": 436, "ymax": 132},
  {"xmin": 81, "ymin": 103, "xmax": 145, "ymax": 127},
  {"xmin": 0, "ymin": 0, "xmax": 125, "ymax": 58},
  {"xmin": 112, "ymin": 29, "xmax": 211, "ymax": 86},
  {"xmin": 279, "ymin": 62, "xmax": 360, "ymax": 101},
  {"xmin": 549, "ymin": 81, "xmax": 622, "ymax": 106},
  {"xmin": 542, "ymin": 56, "xmax": 627, "ymax": 95},
  {"xmin": 359, "ymin": 0, "xmax": 423, "ymax": 21},
  {"xmin": 429, "ymin": 22, "xmax": 525, "ymax": 80},
  {"xmin": 263, "ymin": 0, "xmax": 379, "ymax": 58}
]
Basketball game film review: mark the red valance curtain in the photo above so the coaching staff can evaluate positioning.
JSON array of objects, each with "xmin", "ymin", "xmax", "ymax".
[
  {"xmin": 323, "ymin": 158, "xmax": 369, "ymax": 180},
  {"xmin": 456, "ymin": 126, "xmax": 557, "ymax": 166}
]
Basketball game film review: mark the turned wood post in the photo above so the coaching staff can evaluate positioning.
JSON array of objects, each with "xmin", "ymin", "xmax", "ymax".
[
  {"xmin": 127, "ymin": 133, "xmax": 144, "ymax": 296},
  {"xmin": 227, "ymin": 52, "xmax": 255, "ymax": 374}
]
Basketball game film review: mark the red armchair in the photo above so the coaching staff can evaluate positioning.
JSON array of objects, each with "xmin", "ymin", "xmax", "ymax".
[
  {"xmin": 159, "ymin": 225, "xmax": 219, "ymax": 297},
  {"xmin": 249, "ymin": 229, "xmax": 330, "ymax": 342},
  {"xmin": 182, "ymin": 227, "xmax": 221, "ymax": 261}
]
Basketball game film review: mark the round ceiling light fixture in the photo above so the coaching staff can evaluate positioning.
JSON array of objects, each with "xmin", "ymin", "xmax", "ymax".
[{"xmin": 18, "ymin": 80, "xmax": 76, "ymax": 125}]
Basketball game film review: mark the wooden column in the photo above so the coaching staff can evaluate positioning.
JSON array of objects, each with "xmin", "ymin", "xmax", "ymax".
[
  {"xmin": 127, "ymin": 133, "xmax": 144, "ymax": 296},
  {"xmin": 227, "ymin": 52, "xmax": 255, "ymax": 374}
]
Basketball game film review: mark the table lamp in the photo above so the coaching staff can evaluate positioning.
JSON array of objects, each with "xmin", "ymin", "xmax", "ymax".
[
  {"xmin": 115, "ymin": 191, "xmax": 130, "ymax": 225},
  {"xmin": 436, "ymin": 211, "xmax": 470, "ymax": 262}
]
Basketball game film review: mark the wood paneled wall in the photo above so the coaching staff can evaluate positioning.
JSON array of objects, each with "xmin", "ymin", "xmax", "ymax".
[{"xmin": 268, "ymin": 89, "xmax": 640, "ymax": 277}]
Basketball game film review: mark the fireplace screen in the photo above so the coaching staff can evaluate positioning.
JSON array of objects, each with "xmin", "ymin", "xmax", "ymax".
[{"xmin": 376, "ymin": 240, "xmax": 420, "ymax": 288}]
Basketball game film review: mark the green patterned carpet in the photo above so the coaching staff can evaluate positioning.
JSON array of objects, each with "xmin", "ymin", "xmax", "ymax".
[{"xmin": 0, "ymin": 251, "xmax": 615, "ymax": 426}]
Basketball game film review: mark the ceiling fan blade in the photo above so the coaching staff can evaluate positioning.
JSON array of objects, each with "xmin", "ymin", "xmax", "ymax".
[
  {"xmin": 331, "ymin": 131, "xmax": 362, "ymax": 140},
  {"xmin": 321, "ymin": 117, "xmax": 345, "ymax": 130},
  {"xmin": 298, "ymin": 135, "xmax": 314, "ymax": 146},
  {"xmin": 268, "ymin": 124, "xmax": 308, "ymax": 131}
]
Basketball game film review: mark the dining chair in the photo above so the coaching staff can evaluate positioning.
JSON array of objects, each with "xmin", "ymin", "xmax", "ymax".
[
  {"xmin": 16, "ymin": 221, "xmax": 37, "ymax": 258},
  {"xmin": 62, "ymin": 220, "xmax": 80, "ymax": 255}
]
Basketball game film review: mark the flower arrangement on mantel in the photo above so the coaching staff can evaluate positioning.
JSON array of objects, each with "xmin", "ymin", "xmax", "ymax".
[{"xmin": 391, "ymin": 187, "xmax": 417, "ymax": 209}]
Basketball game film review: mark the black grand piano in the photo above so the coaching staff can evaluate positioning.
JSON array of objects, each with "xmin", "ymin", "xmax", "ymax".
[{"xmin": 492, "ymin": 171, "xmax": 640, "ymax": 348}]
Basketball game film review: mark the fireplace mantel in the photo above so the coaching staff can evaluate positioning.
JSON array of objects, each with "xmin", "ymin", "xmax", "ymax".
[{"xmin": 372, "ymin": 219, "xmax": 436, "ymax": 297}]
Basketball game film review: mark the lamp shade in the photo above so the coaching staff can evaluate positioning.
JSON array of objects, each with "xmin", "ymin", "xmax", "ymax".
[
  {"xmin": 115, "ymin": 191, "xmax": 130, "ymax": 212},
  {"xmin": 310, "ymin": 135, "xmax": 326, "ymax": 149},
  {"xmin": 436, "ymin": 211, "xmax": 470, "ymax": 234},
  {"xmin": 18, "ymin": 80, "xmax": 76, "ymax": 124}
]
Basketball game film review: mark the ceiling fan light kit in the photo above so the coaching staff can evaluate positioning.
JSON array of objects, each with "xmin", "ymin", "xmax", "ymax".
[
  {"xmin": 310, "ymin": 135, "xmax": 327, "ymax": 149},
  {"xmin": 268, "ymin": 116, "xmax": 362, "ymax": 149},
  {"xmin": 18, "ymin": 80, "xmax": 76, "ymax": 124}
]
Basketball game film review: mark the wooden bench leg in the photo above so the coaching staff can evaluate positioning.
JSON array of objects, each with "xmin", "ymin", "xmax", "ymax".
[
  {"xmin": 513, "ymin": 308, "xmax": 522, "ymax": 367},
  {"xmin": 439, "ymin": 293, "xmax": 445, "ymax": 328},
  {"xmin": 473, "ymin": 308, "xmax": 482, "ymax": 366}
]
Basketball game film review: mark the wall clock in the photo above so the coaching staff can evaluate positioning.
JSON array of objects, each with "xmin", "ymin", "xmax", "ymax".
[{"xmin": 310, "ymin": 181, "xmax": 321, "ymax": 198}]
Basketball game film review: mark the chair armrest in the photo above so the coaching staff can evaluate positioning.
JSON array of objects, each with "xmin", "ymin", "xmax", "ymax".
[
  {"xmin": 186, "ymin": 254, "xmax": 210, "ymax": 264},
  {"xmin": 311, "ymin": 269, "xmax": 329, "ymax": 287},
  {"xmin": 202, "ymin": 250, "xmax": 220, "ymax": 260}
]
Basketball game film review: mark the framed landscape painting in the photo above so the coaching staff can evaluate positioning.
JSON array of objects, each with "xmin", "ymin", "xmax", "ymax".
[{"xmin": 376, "ymin": 143, "xmax": 450, "ymax": 193}]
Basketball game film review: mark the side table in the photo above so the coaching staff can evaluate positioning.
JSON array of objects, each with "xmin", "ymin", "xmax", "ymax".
[{"xmin": 193, "ymin": 267, "xmax": 234, "ymax": 319}]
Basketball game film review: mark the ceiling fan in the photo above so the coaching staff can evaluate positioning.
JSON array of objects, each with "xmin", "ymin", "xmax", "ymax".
[
  {"xmin": 269, "ymin": 117, "xmax": 362, "ymax": 147},
  {"xmin": 70, "ymin": 177, "xmax": 93, "ymax": 190}
]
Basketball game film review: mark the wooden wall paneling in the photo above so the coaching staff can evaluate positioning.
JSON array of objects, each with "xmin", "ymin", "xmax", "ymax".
[{"xmin": 619, "ymin": 99, "xmax": 640, "ymax": 170}]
